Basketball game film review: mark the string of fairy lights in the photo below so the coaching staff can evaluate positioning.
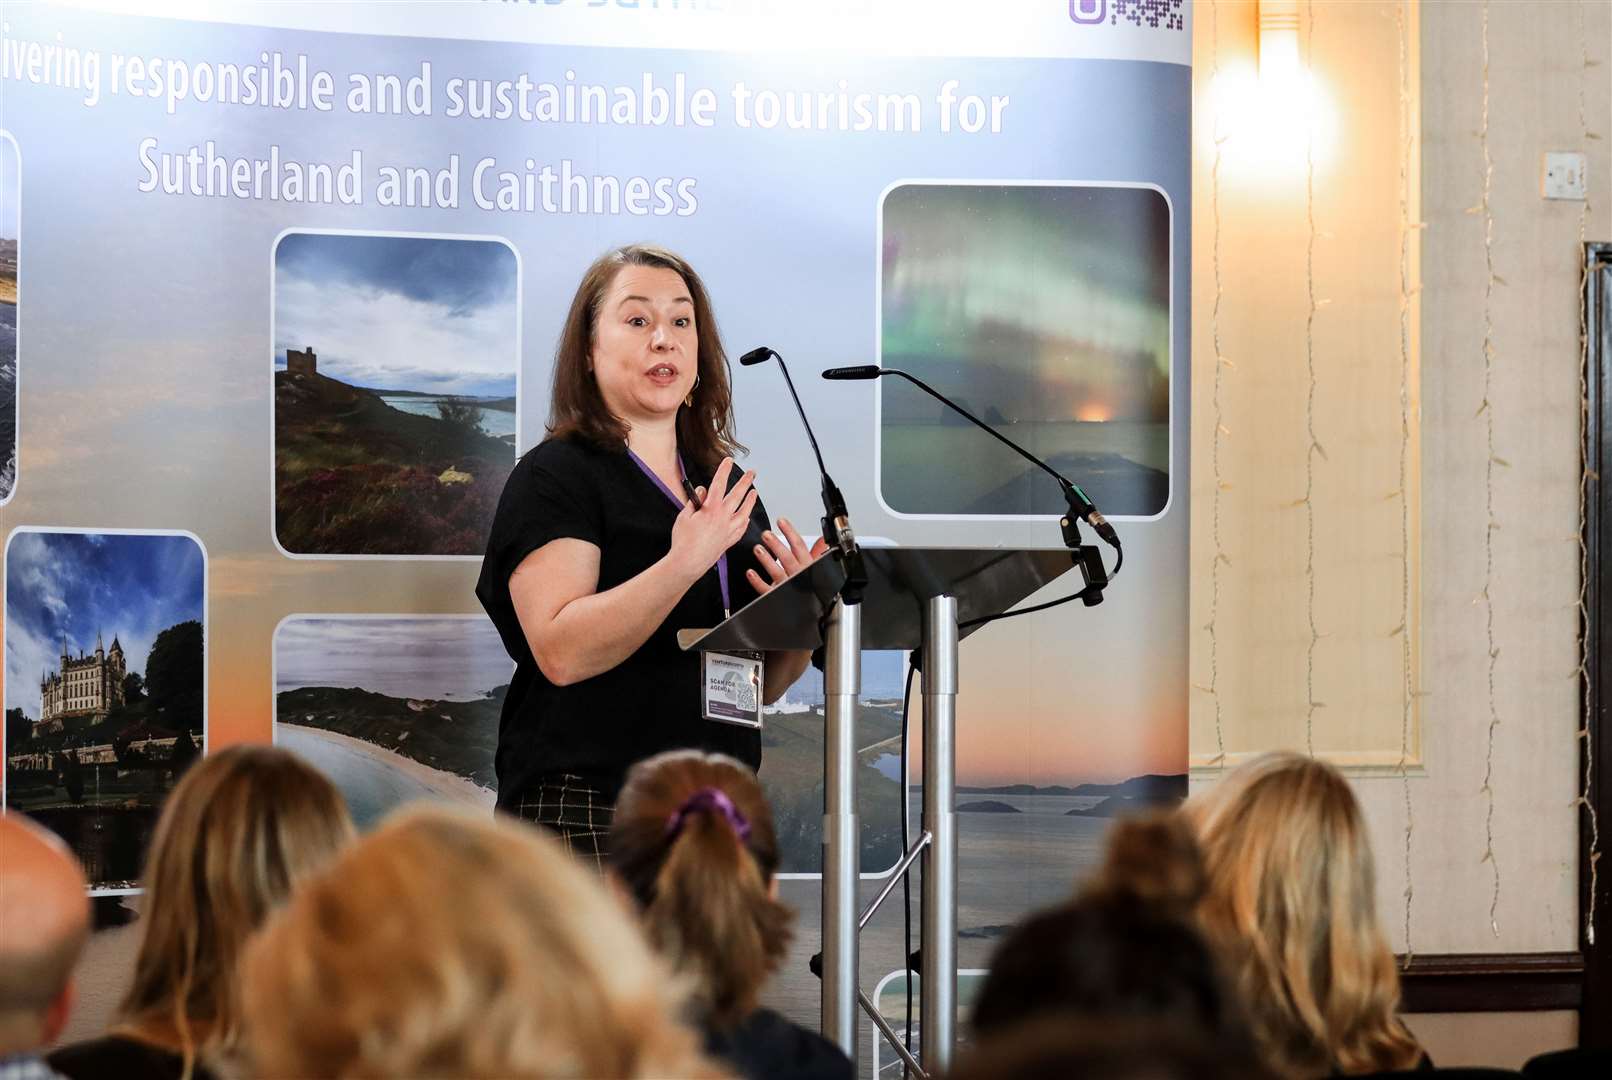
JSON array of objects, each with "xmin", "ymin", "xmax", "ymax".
[
  {"xmin": 1574, "ymin": 0, "xmax": 1601, "ymax": 949},
  {"xmin": 1302, "ymin": 0, "xmax": 1324, "ymax": 759},
  {"xmin": 1394, "ymin": 0, "xmax": 1419, "ymax": 961},
  {"xmin": 1198, "ymin": 0, "xmax": 1605, "ymax": 955},
  {"xmin": 1202, "ymin": 0, "xmax": 1230, "ymax": 771},
  {"xmin": 1474, "ymin": 0, "xmax": 1502, "ymax": 939}
]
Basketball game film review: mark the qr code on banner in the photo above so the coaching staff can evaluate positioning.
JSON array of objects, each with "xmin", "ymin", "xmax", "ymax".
[{"xmin": 1069, "ymin": 0, "xmax": 1186, "ymax": 31}]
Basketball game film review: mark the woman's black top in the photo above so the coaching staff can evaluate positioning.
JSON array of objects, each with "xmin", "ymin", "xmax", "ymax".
[
  {"xmin": 705, "ymin": 1009, "xmax": 855, "ymax": 1080},
  {"xmin": 477, "ymin": 435, "xmax": 772, "ymax": 809},
  {"xmin": 49, "ymin": 1036, "xmax": 218, "ymax": 1080}
]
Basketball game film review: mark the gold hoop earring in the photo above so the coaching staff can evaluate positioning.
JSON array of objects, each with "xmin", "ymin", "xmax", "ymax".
[{"xmin": 684, "ymin": 375, "xmax": 699, "ymax": 409}]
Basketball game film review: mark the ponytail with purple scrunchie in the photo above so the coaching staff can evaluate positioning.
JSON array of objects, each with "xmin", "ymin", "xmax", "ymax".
[{"xmin": 665, "ymin": 786, "xmax": 752, "ymax": 844}]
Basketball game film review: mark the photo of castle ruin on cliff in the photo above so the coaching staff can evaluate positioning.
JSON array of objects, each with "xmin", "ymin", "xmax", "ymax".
[
  {"xmin": 4, "ymin": 529, "xmax": 206, "ymax": 893},
  {"xmin": 272, "ymin": 230, "xmax": 519, "ymax": 556},
  {"xmin": 1, "ymin": 132, "xmax": 19, "ymax": 504}
]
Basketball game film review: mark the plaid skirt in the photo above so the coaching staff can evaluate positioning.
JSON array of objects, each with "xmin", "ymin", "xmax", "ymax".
[{"xmin": 512, "ymin": 772, "xmax": 614, "ymax": 872}]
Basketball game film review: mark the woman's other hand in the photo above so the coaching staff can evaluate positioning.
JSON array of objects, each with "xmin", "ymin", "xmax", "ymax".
[{"xmin": 746, "ymin": 516, "xmax": 830, "ymax": 596}]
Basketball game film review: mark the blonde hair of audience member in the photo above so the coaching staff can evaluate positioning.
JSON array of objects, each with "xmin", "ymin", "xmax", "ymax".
[
  {"xmin": 609, "ymin": 750, "xmax": 791, "ymax": 1029},
  {"xmin": 0, "ymin": 813, "xmax": 89, "ymax": 1055},
  {"xmin": 1185, "ymin": 752, "xmax": 1422, "ymax": 1078},
  {"xmin": 240, "ymin": 805, "xmax": 726, "ymax": 1079},
  {"xmin": 116, "ymin": 745, "xmax": 353, "ymax": 1077}
]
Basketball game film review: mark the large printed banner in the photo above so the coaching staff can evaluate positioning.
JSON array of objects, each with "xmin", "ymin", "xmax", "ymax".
[{"xmin": 1, "ymin": 0, "xmax": 1189, "ymax": 1064}]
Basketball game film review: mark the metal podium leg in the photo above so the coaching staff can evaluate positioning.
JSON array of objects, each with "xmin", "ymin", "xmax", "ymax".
[
  {"xmin": 821, "ymin": 597, "xmax": 861, "ymax": 1060},
  {"xmin": 921, "ymin": 594, "xmax": 958, "ymax": 1069}
]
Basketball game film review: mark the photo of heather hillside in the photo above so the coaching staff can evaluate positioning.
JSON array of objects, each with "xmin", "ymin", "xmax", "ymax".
[
  {"xmin": 273, "ymin": 231, "xmax": 518, "ymax": 556},
  {"xmin": 0, "ymin": 133, "xmax": 18, "ymax": 503}
]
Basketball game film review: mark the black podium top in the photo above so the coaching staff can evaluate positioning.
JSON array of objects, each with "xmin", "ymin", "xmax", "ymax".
[{"xmin": 678, "ymin": 546, "xmax": 1077, "ymax": 653}]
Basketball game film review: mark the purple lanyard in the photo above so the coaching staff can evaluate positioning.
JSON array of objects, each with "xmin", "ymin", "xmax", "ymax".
[{"xmin": 627, "ymin": 448, "xmax": 732, "ymax": 616}]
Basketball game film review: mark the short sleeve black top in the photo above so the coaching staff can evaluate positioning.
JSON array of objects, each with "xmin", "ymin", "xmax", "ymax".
[{"xmin": 476, "ymin": 435, "xmax": 771, "ymax": 808}]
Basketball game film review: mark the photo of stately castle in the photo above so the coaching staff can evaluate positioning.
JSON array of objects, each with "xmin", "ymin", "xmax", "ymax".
[{"xmin": 38, "ymin": 631, "xmax": 126, "ymax": 732}]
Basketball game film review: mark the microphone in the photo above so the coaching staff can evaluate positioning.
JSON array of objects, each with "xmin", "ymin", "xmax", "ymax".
[
  {"xmin": 823, "ymin": 364, "xmax": 1121, "ymax": 590},
  {"xmin": 740, "ymin": 348, "xmax": 863, "ymax": 596}
]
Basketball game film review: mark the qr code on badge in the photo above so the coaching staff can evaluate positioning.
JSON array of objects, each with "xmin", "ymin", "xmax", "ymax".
[{"xmin": 1069, "ymin": 0, "xmax": 1186, "ymax": 31}]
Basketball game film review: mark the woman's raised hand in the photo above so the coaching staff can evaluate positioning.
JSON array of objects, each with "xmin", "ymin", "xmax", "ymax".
[
  {"xmin": 668, "ymin": 457, "xmax": 758, "ymax": 582},
  {"xmin": 745, "ymin": 516, "xmax": 831, "ymax": 596}
]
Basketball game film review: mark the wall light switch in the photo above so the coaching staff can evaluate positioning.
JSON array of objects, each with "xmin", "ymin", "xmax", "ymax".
[{"xmin": 1543, "ymin": 151, "xmax": 1587, "ymax": 200}]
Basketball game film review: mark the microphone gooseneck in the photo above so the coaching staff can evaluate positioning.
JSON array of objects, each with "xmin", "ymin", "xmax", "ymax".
[
  {"xmin": 742, "ymin": 347, "xmax": 828, "ymax": 479},
  {"xmin": 741, "ymin": 348, "xmax": 864, "ymax": 603},
  {"xmin": 822, "ymin": 363, "xmax": 1121, "ymax": 602}
]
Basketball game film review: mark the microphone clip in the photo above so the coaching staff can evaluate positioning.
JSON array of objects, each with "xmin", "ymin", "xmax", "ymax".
[
  {"xmin": 820, "ymin": 478, "xmax": 867, "ymax": 607},
  {"xmin": 1059, "ymin": 482, "xmax": 1108, "ymax": 607}
]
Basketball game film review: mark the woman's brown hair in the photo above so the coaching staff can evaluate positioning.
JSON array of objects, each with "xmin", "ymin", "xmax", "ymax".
[
  {"xmin": 547, "ymin": 243, "xmax": 742, "ymax": 471},
  {"xmin": 1185, "ymin": 752, "xmax": 1423, "ymax": 1078},
  {"xmin": 609, "ymin": 750, "xmax": 790, "ymax": 1028},
  {"xmin": 117, "ymin": 744, "xmax": 353, "ymax": 1077},
  {"xmin": 240, "ymin": 805, "xmax": 724, "ymax": 1079}
]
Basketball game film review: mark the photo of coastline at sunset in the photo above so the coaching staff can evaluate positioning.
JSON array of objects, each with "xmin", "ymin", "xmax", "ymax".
[
  {"xmin": 878, "ymin": 183, "xmax": 1172, "ymax": 518},
  {"xmin": 766, "ymin": 630, "xmax": 1185, "ymax": 1033},
  {"xmin": 3, "ymin": 530, "xmax": 206, "ymax": 893},
  {"xmin": 272, "ymin": 231, "xmax": 519, "ymax": 557},
  {"xmin": 273, "ymin": 616, "xmax": 512, "ymax": 828}
]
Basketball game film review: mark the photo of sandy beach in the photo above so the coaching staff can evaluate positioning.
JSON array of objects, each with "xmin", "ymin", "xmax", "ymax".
[
  {"xmin": 4, "ymin": 529, "xmax": 207, "ymax": 892},
  {"xmin": 878, "ymin": 183, "xmax": 1172, "ymax": 518},
  {"xmin": 0, "ymin": 131, "xmax": 18, "ymax": 503},
  {"xmin": 273, "ymin": 616, "xmax": 510, "ymax": 827},
  {"xmin": 272, "ymin": 231, "xmax": 519, "ymax": 556}
]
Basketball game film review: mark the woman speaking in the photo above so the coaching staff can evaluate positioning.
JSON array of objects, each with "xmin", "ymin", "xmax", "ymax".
[{"xmin": 477, "ymin": 244, "xmax": 824, "ymax": 866}]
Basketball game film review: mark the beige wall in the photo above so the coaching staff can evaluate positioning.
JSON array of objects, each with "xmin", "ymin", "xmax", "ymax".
[
  {"xmin": 1405, "ymin": 1011, "xmax": 1578, "ymax": 1070},
  {"xmin": 1191, "ymin": 0, "xmax": 1610, "ymax": 955}
]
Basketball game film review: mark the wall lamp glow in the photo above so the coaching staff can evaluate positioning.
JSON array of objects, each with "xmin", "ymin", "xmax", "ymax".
[
  {"xmin": 1207, "ymin": 0, "xmax": 1335, "ymax": 183},
  {"xmin": 1258, "ymin": 0, "xmax": 1302, "ymax": 85}
]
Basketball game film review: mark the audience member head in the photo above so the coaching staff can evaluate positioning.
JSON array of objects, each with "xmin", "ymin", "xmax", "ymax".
[
  {"xmin": 971, "ymin": 813, "xmax": 1255, "ymax": 1065},
  {"xmin": 609, "ymin": 750, "xmax": 790, "ymax": 1029},
  {"xmin": 947, "ymin": 1015, "xmax": 1274, "ymax": 1080},
  {"xmin": 0, "ymin": 813, "xmax": 89, "ymax": 1056},
  {"xmin": 1185, "ymin": 751, "xmax": 1422, "ymax": 1077},
  {"xmin": 117, "ymin": 745, "xmax": 353, "ymax": 1068},
  {"xmin": 241, "ymin": 805, "xmax": 722, "ymax": 1079}
]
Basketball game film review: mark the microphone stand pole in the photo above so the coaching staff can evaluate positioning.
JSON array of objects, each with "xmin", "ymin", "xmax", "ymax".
[{"xmin": 741, "ymin": 347, "xmax": 864, "ymax": 1059}]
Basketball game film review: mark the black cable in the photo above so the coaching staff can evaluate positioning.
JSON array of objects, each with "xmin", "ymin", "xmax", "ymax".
[
  {"xmin": 882, "ymin": 368, "xmax": 1068, "ymax": 497},
  {"xmin": 900, "ymin": 656, "xmax": 917, "ymax": 1076},
  {"xmin": 957, "ymin": 544, "xmax": 1123, "ymax": 632}
]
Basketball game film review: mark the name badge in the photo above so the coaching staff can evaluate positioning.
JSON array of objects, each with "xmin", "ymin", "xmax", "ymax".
[{"xmin": 702, "ymin": 650, "xmax": 765, "ymax": 728}]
